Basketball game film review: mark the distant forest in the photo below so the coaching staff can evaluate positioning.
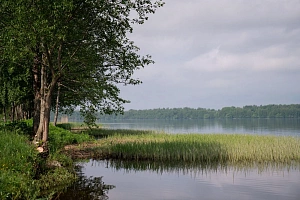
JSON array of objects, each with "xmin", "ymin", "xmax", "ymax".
[{"xmin": 60, "ymin": 104, "xmax": 300, "ymax": 122}]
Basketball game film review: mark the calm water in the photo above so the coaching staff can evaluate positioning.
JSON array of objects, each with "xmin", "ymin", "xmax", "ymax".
[
  {"xmin": 100, "ymin": 118, "xmax": 300, "ymax": 136},
  {"xmin": 59, "ymin": 160, "xmax": 300, "ymax": 200},
  {"xmin": 58, "ymin": 119, "xmax": 300, "ymax": 199}
]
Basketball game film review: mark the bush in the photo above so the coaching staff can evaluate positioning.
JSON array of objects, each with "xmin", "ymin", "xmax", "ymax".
[
  {"xmin": 48, "ymin": 124, "xmax": 92, "ymax": 152},
  {"xmin": 56, "ymin": 123, "xmax": 72, "ymax": 130},
  {"xmin": 0, "ymin": 120, "xmax": 32, "ymax": 135}
]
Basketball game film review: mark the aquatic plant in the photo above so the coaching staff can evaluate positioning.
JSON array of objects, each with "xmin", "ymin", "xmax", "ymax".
[{"xmin": 86, "ymin": 130, "xmax": 300, "ymax": 165}]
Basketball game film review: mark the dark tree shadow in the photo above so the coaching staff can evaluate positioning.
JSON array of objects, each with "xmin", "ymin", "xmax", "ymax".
[{"xmin": 53, "ymin": 165, "xmax": 115, "ymax": 200}]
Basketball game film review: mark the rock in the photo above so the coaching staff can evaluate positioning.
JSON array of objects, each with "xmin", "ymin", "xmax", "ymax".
[{"xmin": 37, "ymin": 147, "xmax": 43, "ymax": 153}]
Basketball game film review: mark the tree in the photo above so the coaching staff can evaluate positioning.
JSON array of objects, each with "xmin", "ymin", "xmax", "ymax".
[
  {"xmin": 0, "ymin": 59, "xmax": 32, "ymax": 122},
  {"xmin": 1, "ymin": 0, "xmax": 164, "ymax": 150}
]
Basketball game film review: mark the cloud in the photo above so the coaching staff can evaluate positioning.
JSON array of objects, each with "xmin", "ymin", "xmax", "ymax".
[
  {"xmin": 185, "ymin": 44, "xmax": 300, "ymax": 73},
  {"xmin": 121, "ymin": 0, "xmax": 300, "ymax": 110},
  {"xmin": 184, "ymin": 46, "xmax": 240, "ymax": 72}
]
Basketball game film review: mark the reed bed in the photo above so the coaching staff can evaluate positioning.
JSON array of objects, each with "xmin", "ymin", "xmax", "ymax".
[{"xmin": 90, "ymin": 130, "xmax": 300, "ymax": 165}]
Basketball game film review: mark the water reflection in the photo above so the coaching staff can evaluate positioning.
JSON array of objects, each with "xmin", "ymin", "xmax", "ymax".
[
  {"xmin": 60, "ymin": 160, "xmax": 300, "ymax": 200},
  {"xmin": 54, "ymin": 165, "xmax": 115, "ymax": 200},
  {"xmin": 100, "ymin": 118, "xmax": 300, "ymax": 136}
]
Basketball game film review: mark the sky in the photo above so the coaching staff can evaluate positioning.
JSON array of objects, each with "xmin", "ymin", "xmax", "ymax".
[{"xmin": 120, "ymin": 0, "xmax": 300, "ymax": 110}]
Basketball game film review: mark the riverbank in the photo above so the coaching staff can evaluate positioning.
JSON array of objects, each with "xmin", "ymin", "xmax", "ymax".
[
  {"xmin": 64, "ymin": 129, "xmax": 300, "ymax": 166},
  {"xmin": 0, "ymin": 121, "xmax": 92, "ymax": 199}
]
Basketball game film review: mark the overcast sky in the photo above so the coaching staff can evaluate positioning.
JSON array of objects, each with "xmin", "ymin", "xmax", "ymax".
[{"xmin": 120, "ymin": 0, "xmax": 300, "ymax": 110}]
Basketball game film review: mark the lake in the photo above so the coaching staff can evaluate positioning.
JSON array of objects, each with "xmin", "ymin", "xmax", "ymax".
[
  {"xmin": 58, "ymin": 119, "xmax": 300, "ymax": 199},
  {"xmin": 100, "ymin": 118, "xmax": 300, "ymax": 136},
  {"xmin": 59, "ymin": 160, "xmax": 300, "ymax": 200}
]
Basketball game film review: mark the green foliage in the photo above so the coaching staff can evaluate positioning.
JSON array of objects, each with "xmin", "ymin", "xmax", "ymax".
[
  {"xmin": 48, "ymin": 123, "xmax": 92, "ymax": 152},
  {"xmin": 0, "ymin": 53, "xmax": 33, "ymax": 122},
  {"xmin": 0, "ymin": 130, "xmax": 39, "ymax": 199},
  {"xmin": 56, "ymin": 122, "xmax": 97, "ymax": 130},
  {"xmin": 1, "ymin": 0, "xmax": 165, "ymax": 128},
  {"xmin": 49, "ymin": 153, "xmax": 73, "ymax": 168},
  {"xmin": 37, "ymin": 167, "xmax": 76, "ymax": 194},
  {"xmin": 0, "ymin": 120, "xmax": 32, "ymax": 135},
  {"xmin": 0, "ymin": 122, "xmax": 91, "ymax": 199},
  {"xmin": 0, "ymin": 170, "xmax": 39, "ymax": 200},
  {"xmin": 56, "ymin": 123, "xmax": 73, "ymax": 131}
]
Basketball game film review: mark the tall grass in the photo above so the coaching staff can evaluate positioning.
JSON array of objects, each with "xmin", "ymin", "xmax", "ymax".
[
  {"xmin": 87, "ymin": 130, "xmax": 300, "ymax": 165},
  {"xmin": 48, "ymin": 124, "xmax": 92, "ymax": 153},
  {"xmin": 0, "ymin": 130, "xmax": 39, "ymax": 199},
  {"xmin": 0, "ymin": 121, "xmax": 92, "ymax": 199}
]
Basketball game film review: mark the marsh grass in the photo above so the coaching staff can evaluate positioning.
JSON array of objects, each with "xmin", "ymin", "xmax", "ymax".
[{"xmin": 87, "ymin": 129, "xmax": 300, "ymax": 165}]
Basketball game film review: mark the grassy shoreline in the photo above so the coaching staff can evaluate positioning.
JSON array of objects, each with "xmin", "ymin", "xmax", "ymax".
[
  {"xmin": 65, "ymin": 129, "xmax": 300, "ymax": 166},
  {"xmin": 0, "ymin": 121, "xmax": 92, "ymax": 200}
]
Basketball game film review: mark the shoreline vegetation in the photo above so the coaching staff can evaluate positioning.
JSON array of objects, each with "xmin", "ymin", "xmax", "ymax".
[
  {"xmin": 1, "ymin": 121, "xmax": 300, "ymax": 199},
  {"xmin": 65, "ymin": 129, "xmax": 300, "ymax": 165},
  {"xmin": 0, "ymin": 121, "xmax": 92, "ymax": 199}
]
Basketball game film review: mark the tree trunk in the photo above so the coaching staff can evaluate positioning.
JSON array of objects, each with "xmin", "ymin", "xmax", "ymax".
[
  {"xmin": 33, "ymin": 89, "xmax": 41, "ymax": 136},
  {"xmin": 35, "ymin": 84, "xmax": 57, "ymax": 147},
  {"xmin": 3, "ymin": 106, "xmax": 6, "ymax": 123},
  {"xmin": 15, "ymin": 104, "xmax": 23, "ymax": 120},
  {"xmin": 34, "ymin": 42, "xmax": 61, "ymax": 150},
  {"xmin": 11, "ymin": 102, "xmax": 15, "ymax": 122},
  {"xmin": 35, "ymin": 63, "xmax": 46, "ymax": 142},
  {"xmin": 35, "ymin": 63, "xmax": 59, "ymax": 148},
  {"xmin": 43, "ymin": 95, "xmax": 51, "ymax": 142},
  {"xmin": 36, "ymin": 94, "xmax": 52, "ymax": 143},
  {"xmin": 33, "ymin": 47, "xmax": 41, "ymax": 138},
  {"xmin": 53, "ymin": 82, "xmax": 61, "ymax": 126}
]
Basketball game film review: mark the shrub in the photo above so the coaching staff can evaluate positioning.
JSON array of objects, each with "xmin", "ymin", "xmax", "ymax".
[{"xmin": 48, "ymin": 124, "xmax": 92, "ymax": 152}]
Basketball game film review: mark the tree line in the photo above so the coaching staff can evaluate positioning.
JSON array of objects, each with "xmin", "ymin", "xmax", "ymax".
[{"xmin": 94, "ymin": 104, "xmax": 300, "ymax": 120}]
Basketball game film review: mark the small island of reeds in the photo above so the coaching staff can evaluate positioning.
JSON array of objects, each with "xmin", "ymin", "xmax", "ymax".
[{"xmin": 65, "ymin": 129, "xmax": 300, "ymax": 166}]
